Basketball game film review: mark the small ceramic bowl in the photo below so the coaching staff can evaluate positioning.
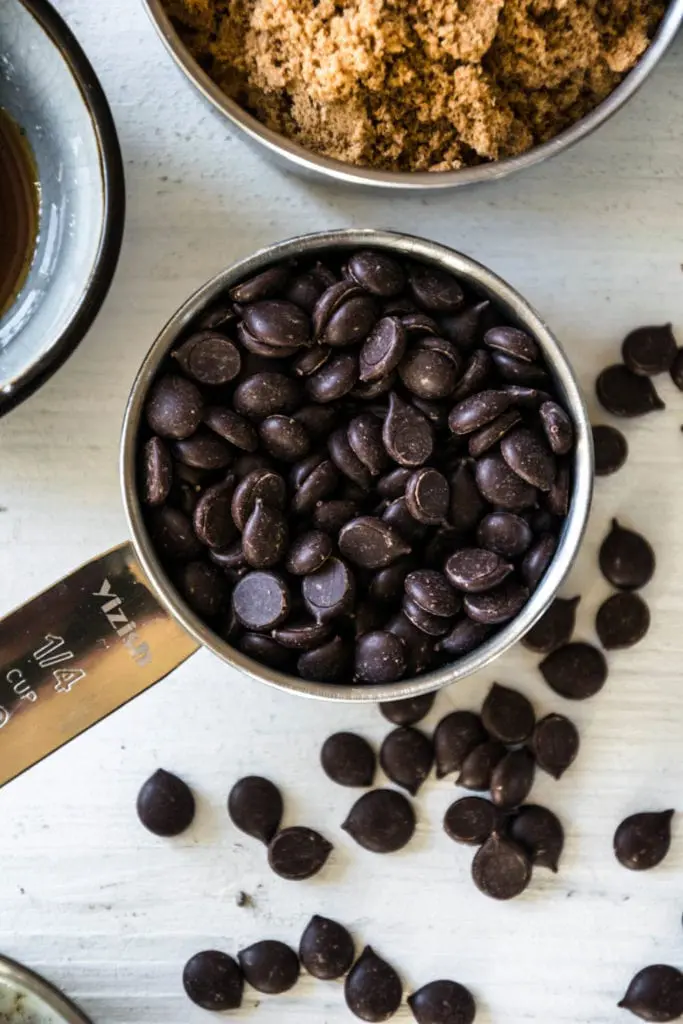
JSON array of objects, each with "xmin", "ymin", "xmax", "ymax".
[{"xmin": 0, "ymin": 0, "xmax": 125, "ymax": 418}]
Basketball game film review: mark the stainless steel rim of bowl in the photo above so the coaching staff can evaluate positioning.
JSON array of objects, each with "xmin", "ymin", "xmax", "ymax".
[
  {"xmin": 0, "ymin": 955, "xmax": 93, "ymax": 1024},
  {"xmin": 121, "ymin": 229, "xmax": 594, "ymax": 702},
  {"xmin": 142, "ymin": 0, "xmax": 683, "ymax": 190},
  {"xmin": 0, "ymin": 0, "xmax": 125, "ymax": 419}
]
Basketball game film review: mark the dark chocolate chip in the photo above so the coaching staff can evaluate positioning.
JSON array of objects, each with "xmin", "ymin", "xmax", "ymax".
[
  {"xmin": 596, "ymin": 592, "xmax": 650, "ymax": 649},
  {"xmin": 183, "ymin": 950, "xmax": 243, "ymax": 1011},
  {"xmin": 540, "ymin": 642, "xmax": 608, "ymax": 700},
  {"xmin": 238, "ymin": 940, "xmax": 300, "ymax": 993},
  {"xmin": 355, "ymin": 630, "xmax": 408, "ymax": 683},
  {"xmin": 500, "ymin": 427, "xmax": 556, "ymax": 491},
  {"xmin": 229, "ymin": 264, "xmax": 290, "ymax": 303},
  {"xmin": 539, "ymin": 401, "xmax": 574, "ymax": 456},
  {"xmin": 545, "ymin": 460, "xmax": 571, "ymax": 517},
  {"xmin": 441, "ymin": 300, "xmax": 490, "ymax": 350},
  {"xmin": 359, "ymin": 316, "xmax": 407, "ymax": 383},
  {"xmin": 180, "ymin": 560, "xmax": 230, "ymax": 617},
  {"xmin": 292, "ymin": 460, "xmax": 339, "ymax": 516},
  {"xmin": 531, "ymin": 713, "xmax": 579, "ymax": 779},
  {"xmin": 204, "ymin": 406, "xmax": 258, "ymax": 451},
  {"xmin": 449, "ymin": 461, "xmax": 487, "ymax": 531},
  {"xmin": 231, "ymin": 468, "xmax": 287, "ymax": 530},
  {"xmin": 463, "ymin": 580, "xmax": 530, "ymax": 625},
  {"xmin": 596, "ymin": 364, "xmax": 665, "ymax": 417},
  {"xmin": 173, "ymin": 331, "xmax": 242, "ymax": 385},
  {"xmin": 614, "ymin": 810, "xmax": 674, "ymax": 871},
  {"xmin": 377, "ymin": 467, "xmax": 412, "ymax": 500},
  {"xmin": 239, "ymin": 633, "xmax": 294, "ymax": 670},
  {"xmin": 409, "ymin": 264, "xmax": 464, "ymax": 313},
  {"xmin": 173, "ymin": 430, "xmax": 233, "ymax": 471},
  {"xmin": 268, "ymin": 825, "xmax": 333, "ymax": 880},
  {"xmin": 328, "ymin": 427, "xmax": 374, "ymax": 489},
  {"xmin": 137, "ymin": 768, "xmax": 195, "ymax": 837},
  {"xmin": 293, "ymin": 403, "xmax": 339, "ymax": 437},
  {"xmin": 451, "ymin": 348, "xmax": 493, "ymax": 401},
  {"xmin": 456, "ymin": 740, "xmax": 506, "ymax": 791},
  {"xmin": 405, "ymin": 569, "xmax": 460, "ymax": 617},
  {"xmin": 599, "ymin": 518, "xmax": 655, "ymax": 590},
  {"xmin": 448, "ymin": 390, "xmax": 512, "ymax": 435},
  {"xmin": 522, "ymin": 596, "xmax": 580, "ymax": 654},
  {"xmin": 286, "ymin": 530, "xmax": 333, "ymax": 576},
  {"xmin": 380, "ymin": 727, "xmax": 434, "ymax": 795},
  {"xmin": 445, "ymin": 548, "xmax": 513, "ymax": 594},
  {"xmin": 369, "ymin": 556, "xmax": 416, "ymax": 605},
  {"xmin": 399, "ymin": 344, "xmax": 459, "ymax": 400},
  {"xmin": 272, "ymin": 618, "xmax": 332, "ymax": 651},
  {"xmin": 151, "ymin": 506, "xmax": 202, "ymax": 560},
  {"xmin": 307, "ymin": 351, "xmax": 359, "ymax": 402},
  {"xmin": 302, "ymin": 557, "xmax": 356, "ymax": 622},
  {"xmin": 491, "ymin": 350, "xmax": 550, "ymax": 387},
  {"xmin": 259, "ymin": 415, "xmax": 310, "ymax": 462},
  {"xmin": 468, "ymin": 408, "xmax": 521, "ymax": 458},
  {"xmin": 475, "ymin": 453, "xmax": 537, "ymax": 511},
  {"xmin": 345, "ymin": 946, "xmax": 402, "ymax": 1023},
  {"xmin": 348, "ymin": 413, "xmax": 390, "ymax": 475},
  {"xmin": 481, "ymin": 683, "xmax": 535, "ymax": 744},
  {"xmin": 477, "ymin": 512, "xmax": 532, "ymax": 558},
  {"xmin": 434, "ymin": 711, "xmax": 488, "ymax": 778},
  {"xmin": 490, "ymin": 748, "xmax": 535, "ymax": 809},
  {"xmin": 146, "ymin": 374, "xmax": 203, "ymax": 440},
  {"xmin": 436, "ymin": 619, "xmax": 491, "ymax": 658},
  {"xmin": 380, "ymin": 693, "xmax": 435, "ymax": 726},
  {"xmin": 593, "ymin": 424, "xmax": 628, "ymax": 476},
  {"xmin": 294, "ymin": 344, "xmax": 330, "ymax": 377},
  {"xmin": 405, "ymin": 468, "xmax": 449, "ymax": 525},
  {"xmin": 619, "ymin": 965, "xmax": 683, "ymax": 1021},
  {"xmin": 382, "ymin": 497, "xmax": 429, "ymax": 545},
  {"xmin": 508, "ymin": 804, "xmax": 564, "ymax": 872},
  {"xmin": 501, "ymin": 384, "xmax": 551, "ymax": 407},
  {"xmin": 339, "ymin": 517, "xmax": 411, "ymax": 570},
  {"xmin": 299, "ymin": 915, "xmax": 355, "ymax": 981},
  {"xmin": 484, "ymin": 325, "xmax": 539, "ymax": 363},
  {"xmin": 348, "ymin": 250, "xmax": 406, "ymax": 297},
  {"xmin": 622, "ymin": 324, "xmax": 677, "ymax": 377},
  {"xmin": 521, "ymin": 532, "xmax": 557, "ymax": 590},
  {"xmin": 321, "ymin": 732, "xmax": 376, "ymax": 787},
  {"xmin": 232, "ymin": 571, "xmax": 290, "ymax": 630},
  {"xmin": 444, "ymin": 796, "xmax": 499, "ymax": 847},
  {"xmin": 471, "ymin": 832, "xmax": 532, "ymax": 900},
  {"xmin": 242, "ymin": 499, "xmax": 288, "ymax": 568},
  {"xmin": 244, "ymin": 299, "xmax": 310, "ymax": 349},
  {"xmin": 342, "ymin": 789, "xmax": 415, "ymax": 853},
  {"xmin": 141, "ymin": 437, "xmax": 173, "ymax": 506},
  {"xmin": 383, "ymin": 391, "xmax": 434, "ymax": 467},
  {"xmin": 297, "ymin": 635, "xmax": 350, "ymax": 682},
  {"xmin": 233, "ymin": 371, "xmax": 303, "ymax": 419},
  {"xmin": 228, "ymin": 775, "xmax": 283, "ymax": 844},
  {"xmin": 408, "ymin": 979, "xmax": 476, "ymax": 1024},
  {"xmin": 403, "ymin": 596, "xmax": 452, "ymax": 637}
]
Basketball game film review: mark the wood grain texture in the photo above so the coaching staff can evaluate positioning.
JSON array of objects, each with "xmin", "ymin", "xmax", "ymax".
[{"xmin": 0, "ymin": 4, "xmax": 682, "ymax": 1021}]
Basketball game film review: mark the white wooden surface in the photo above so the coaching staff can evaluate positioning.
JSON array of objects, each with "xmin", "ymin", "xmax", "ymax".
[{"xmin": 1, "ymin": 5, "xmax": 683, "ymax": 1022}]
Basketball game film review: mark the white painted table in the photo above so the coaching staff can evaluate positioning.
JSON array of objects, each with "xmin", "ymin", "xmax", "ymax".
[{"xmin": 1, "ymin": 6, "xmax": 683, "ymax": 1021}]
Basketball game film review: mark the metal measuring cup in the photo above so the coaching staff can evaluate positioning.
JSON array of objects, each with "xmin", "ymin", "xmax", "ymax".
[{"xmin": 0, "ymin": 230, "xmax": 593, "ymax": 788}]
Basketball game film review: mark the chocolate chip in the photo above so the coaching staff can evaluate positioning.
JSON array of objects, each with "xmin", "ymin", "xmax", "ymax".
[
  {"xmin": 180, "ymin": 560, "xmax": 230, "ymax": 617},
  {"xmin": 468, "ymin": 408, "xmax": 521, "ymax": 458},
  {"xmin": 403, "ymin": 596, "xmax": 452, "ymax": 637},
  {"xmin": 445, "ymin": 549, "xmax": 513, "ymax": 594},
  {"xmin": 471, "ymin": 832, "xmax": 532, "ymax": 900},
  {"xmin": 242, "ymin": 499, "xmax": 288, "ymax": 568},
  {"xmin": 463, "ymin": 580, "xmax": 530, "ymax": 625},
  {"xmin": 244, "ymin": 299, "xmax": 310, "ymax": 349},
  {"xmin": 151, "ymin": 507, "xmax": 202, "ymax": 561},
  {"xmin": 258, "ymin": 415, "xmax": 310, "ymax": 462},
  {"xmin": 399, "ymin": 343, "xmax": 459, "ymax": 400},
  {"xmin": 546, "ymin": 459, "xmax": 571, "ymax": 517},
  {"xmin": 596, "ymin": 364, "xmax": 665, "ymax": 417},
  {"xmin": 481, "ymin": 683, "xmax": 535, "ymax": 744},
  {"xmin": 228, "ymin": 775, "xmax": 283, "ymax": 844},
  {"xmin": 299, "ymin": 915, "xmax": 355, "ymax": 981},
  {"xmin": 444, "ymin": 796, "xmax": 499, "ymax": 846},
  {"xmin": 377, "ymin": 467, "xmax": 412, "ymax": 500},
  {"xmin": 441, "ymin": 300, "xmax": 490, "ymax": 350},
  {"xmin": 231, "ymin": 468, "xmax": 286, "ymax": 530},
  {"xmin": 613, "ymin": 810, "xmax": 674, "ymax": 871},
  {"xmin": 294, "ymin": 344, "xmax": 330, "ymax": 377},
  {"xmin": 408, "ymin": 979, "xmax": 476, "ymax": 1024},
  {"xmin": 321, "ymin": 732, "xmax": 376, "ymax": 787},
  {"xmin": 404, "ymin": 468, "xmax": 449, "ymax": 525},
  {"xmin": 502, "ymin": 384, "xmax": 551, "ymax": 408},
  {"xmin": 380, "ymin": 693, "xmax": 435, "ymax": 726},
  {"xmin": 307, "ymin": 351, "xmax": 359, "ymax": 402},
  {"xmin": 183, "ymin": 950, "xmax": 243, "ymax": 1011},
  {"xmin": 448, "ymin": 460, "xmax": 487, "ymax": 531},
  {"xmin": 293, "ymin": 403, "xmax": 338, "ymax": 437},
  {"xmin": 490, "ymin": 748, "xmax": 535, "ymax": 809},
  {"xmin": 141, "ymin": 436, "xmax": 173, "ymax": 507},
  {"xmin": 593, "ymin": 424, "xmax": 628, "ymax": 476},
  {"xmin": 437, "ymin": 619, "xmax": 491, "ymax": 658},
  {"xmin": 292, "ymin": 460, "xmax": 339, "ymax": 515},
  {"xmin": 457, "ymin": 740, "xmax": 506, "ymax": 791},
  {"xmin": 342, "ymin": 789, "xmax": 415, "ymax": 853},
  {"xmin": 339, "ymin": 517, "xmax": 411, "ymax": 569},
  {"xmin": 286, "ymin": 530, "xmax": 333, "ymax": 575},
  {"xmin": 272, "ymin": 618, "xmax": 332, "ymax": 650},
  {"xmin": 540, "ymin": 642, "xmax": 608, "ymax": 700},
  {"xmin": 355, "ymin": 630, "xmax": 408, "ymax": 683},
  {"xmin": 286, "ymin": 264, "xmax": 336, "ymax": 312},
  {"xmin": 137, "ymin": 768, "xmax": 195, "ymax": 836},
  {"xmin": 345, "ymin": 946, "xmax": 402, "ymax": 1023},
  {"xmin": 477, "ymin": 512, "xmax": 532, "ymax": 559},
  {"xmin": 405, "ymin": 569, "xmax": 460, "ymax": 617},
  {"xmin": 521, "ymin": 532, "xmax": 557, "ymax": 590},
  {"xmin": 448, "ymin": 390, "xmax": 512, "ymax": 435},
  {"xmin": 622, "ymin": 324, "xmax": 677, "ymax": 376},
  {"xmin": 298, "ymin": 635, "xmax": 350, "ymax": 682},
  {"xmin": 240, "ymin": 632, "xmax": 294, "ymax": 669},
  {"xmin": 173, "ymin": 429, "xmax": 233, "ymax": 471},
  {"xmin": 531, "ymin": 713, "xmax": 579, "ymax": 779},
  {"xmin": 348, "ymin": 413, "xmax": 390, "ymax": 475},
  {"xmin": 599, "ymin": 519, "xmax": 655, "ymax": 590},
  {"xmin": 232, "ymin": 571, "xmax": 290, "ymax": 630},
  {"xmin": 508, "ymin": 804, "xmax": 564, "ymax": 872},
  {"xmin": 619, "ymin": 965, "xmax": 683, "ymax": 1022},
  {"xmin": 380, "ymin": 727, "xmax": 434, "ymax": 795},
  {"xmin": 359, "ymin": 316, "xmax": 407, "ymax": 383},
  {"xmin": 475, "ymin": 453, "xmax": 537, "ymax": 511},
  {"xmin": 302, "ymin": 557, "xmax": 355, "ymax": 622},
  {"xmin": 204, "ymin": 406, "xmax": 258, "ymax": 452},
  {"xmin": 382, "ymin": 497, "xmax": 429, "ymax": 545},
  {"xmin": 383, "ymin": 391, "xmax": 434, "ymax": 467},
  {"xmin": 500, "ymin": 427, "xmax": 556, "ymax": 491},
  {"xmin": 522, "ymin": 596, "xmax": 580, "ymax": 654},
  {"xmin": 268, "ymin": 825, "xmax": 333, "ymax": 880},
  {"xmin": 596, "ymin": 592, "xmax": 650, "ymax": 649},
  {"xmin": 238, "ymin": 940, "xmax": 300, "ymax": 993},
  {"xmin": 146, "ymin": 374, "xmax": 203, "ymax": 440},
  {"xmin": 173, "ymin": 331, "xmax": 242, "ymax": 385},
  {"xmin": 233, "ymin": 371, "xmax": 303, "ymax": 418},
  {"xmin": 348, "ymin": 250, "xmax": 405, "ymax": 297},
  {"xmin": 434, "ymin": 711, "xmax": 488, "ymax": 778},
  {"xmin": 485, "ymin": 325, "xmax": 539, "ymax": 363},
  {"xmin": 230, "ymin": 264, "xmax": 291, "ymax": 304},
  {"xmin": 671, "ymin": 348, "xmax": 683, "ymax": 391},
  {"xmin": 491, "ymin": 351, "xmax": 550, "ymax": 387},
  {"xmin": 451, "ymin": 348, "xmax": 493, "ymax": 401},
  {"xmin": 385, "ymin": 612, "xmax": 436, "ymax": 675}
]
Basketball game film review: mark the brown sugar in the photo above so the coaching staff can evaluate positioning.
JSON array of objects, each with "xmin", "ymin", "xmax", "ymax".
[{"xmin": 164, "ymin": 0, "xmax": 666, "ymax": 172}]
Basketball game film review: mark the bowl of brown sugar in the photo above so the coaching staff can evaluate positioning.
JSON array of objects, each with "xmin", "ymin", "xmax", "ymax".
[{"xmin": 145, "ymin": 0, "xmax": 682, "ymax": 189}]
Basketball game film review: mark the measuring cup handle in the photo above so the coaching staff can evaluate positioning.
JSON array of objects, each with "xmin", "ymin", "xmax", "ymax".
[{"xmin": 0, "ymin": 542, "xmax": 199, "ymax": 787}]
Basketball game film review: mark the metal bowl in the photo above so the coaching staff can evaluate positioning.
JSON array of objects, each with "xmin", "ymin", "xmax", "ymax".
[
  {"xmin": 143, "ymin": 0, "xmax": 683, "ymax": 190},
  {"xmin": 121, "ymin": 229, "xmax": 593, "ymax": 702}
]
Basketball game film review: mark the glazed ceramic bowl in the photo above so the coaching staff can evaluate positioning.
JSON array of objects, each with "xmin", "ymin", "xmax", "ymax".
[
  {"xmin": 143, "ymin": 0, "xmax": 683, "ymax": 190},
  {"xmin": 0, "ymin": 0, "xmax": 125, "ymax": 417}
]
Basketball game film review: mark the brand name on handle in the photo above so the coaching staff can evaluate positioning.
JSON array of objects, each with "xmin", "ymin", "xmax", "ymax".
[{"xmin": 93, "ymin": 580, "xmax": 152, "ymax": 667}]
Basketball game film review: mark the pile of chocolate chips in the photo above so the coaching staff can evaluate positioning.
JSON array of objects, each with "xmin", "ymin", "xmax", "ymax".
[{"xmin": 137, "ymin": 247, "xmax": 577, "ymax": 685}]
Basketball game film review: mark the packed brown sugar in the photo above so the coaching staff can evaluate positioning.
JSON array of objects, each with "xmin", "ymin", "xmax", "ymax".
[{"xmin": 165, "ymin": 0, "xmax": 666, "ymax": 172}]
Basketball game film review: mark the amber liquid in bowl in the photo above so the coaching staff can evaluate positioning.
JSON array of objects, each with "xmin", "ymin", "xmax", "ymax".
[{"xmin": 0, "ymin": 108, "xmax": 39, "ymax": 317}]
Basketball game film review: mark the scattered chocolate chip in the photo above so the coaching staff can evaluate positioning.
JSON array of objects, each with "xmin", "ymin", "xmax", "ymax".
[
  {"xmin": 183, "ymin": 950, "xmax": 243, "ymax": 1011},
  {"xmin": 596, "ymin": 364, "xmax": 665, "ymax": 417},
  {"xmin": 321, "ymin": 732, "xmax": 376, "ymax": 787},
  {"xmin": 267, "ymin": 826, "xmax": 333, "ymax": 880},
  {"xmin": 434, "ymin": 711, "xmax": 488, "ymax": 778},
  {"xmin": 540, "ymin": 642, "xmax": 608, "ymax": 700},
  {"xmin": 490, "ymin": 748, "xmax": 536, "ymax": 809},
  {"xmin": 380, "ymin": 727, "xmax": 434, "ymax": 795},
  {"xmin": 228, "ymin": 775, "xmax": 283, "ymax": 844},
  {"xmin": 457, "ymin": 740, "xmax": 506, "ymax": 791},
  {"xmin": 137, "ymin": 768, "xmax": 195, "ymax": 837},
  {"xmin": 614, "ymin": 810, "xmax": 674, "ymax": 871},
  {"xmin": 238, "ymin": 940, "xmax": 300, "ymax": 994},
  {"xmin": 299, "ymin": 915, "xmax": 355, "ymax": 981},
  {"xmin": 345, "ymin": 946, "xmax": 402, "ymax": 1023},
  {"xmin": 596, "ymin": 592, "xmax": 651, "ymax": 649},
  {"xmin": 593, "ymin": 424, "xmax": 628, "ymax": 476},
  {"xmin": 599, "ymin": 519, "xmax": 655, "ymax": 590},
  {"xmin": 622, "ymin": 324, "xmax": 677, "ymax": 377},
  {"xmin": 481, "ymin": 683, "xmax": 535, "ymax": 745},
  {"xmin": 531, "ymin": 714, "xmax": 580, "ymax": 779},
  {"xmin": 444, "ymin": 796, "xmax": 499, "ymax": 846},
  {"xmin": 342, "ymin": 789, "xmax": 415, "ymax": 853},
  {"xmin": 471, "ymin": 833, "xmax": 532, "ymax": 900},
  {"xmin": 408, "ymin": 979, "xmax": 476, "ymax": 1024},
  {"xmin": 379, "ymin": 693, "xmax": 435, "ymax": 727},
  {"xmin": 522, "ymin": 596, "xmax": 580, "ymax": 654},
  {"xmin": 508, "ymin": 804, "xmax": 564, "ymax": 872},
  {"xmin": 619, "ymin": 964, "xmax": 683, "ymax": 1022}
]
